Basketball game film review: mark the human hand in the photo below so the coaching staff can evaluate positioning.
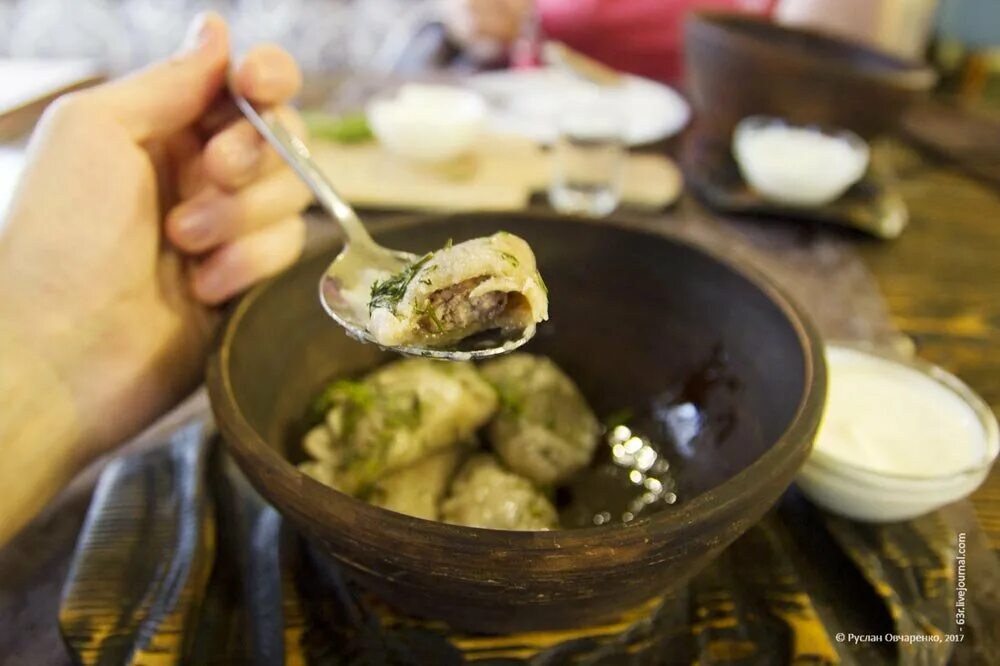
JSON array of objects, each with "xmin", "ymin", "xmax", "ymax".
[
  {"xmin": 444, "ymin": 0, "xmax": 534, "ymax": 55},
  {"xmin": 0, "ymin": 13, "xmax": 310, "ymax": 463}
]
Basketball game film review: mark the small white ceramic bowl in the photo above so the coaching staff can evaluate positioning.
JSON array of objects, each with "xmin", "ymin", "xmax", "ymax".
[
  {"xmin": 798, "ymin": 456, "xmax": 995, "ymax": 522},
  {"xmin": 367, "ymin": 84, "xmax": 487, "ymax": 163},
  {"xmin": 732, "ymin": 116, "xmax": 870, "ymax": 207},
  {"xmin": 797, "ymin": 344, "xmax": 999, "ymax": 522}
]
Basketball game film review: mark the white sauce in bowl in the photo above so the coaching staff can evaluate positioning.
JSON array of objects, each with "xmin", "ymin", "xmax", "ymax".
[
  {"xmin": 816, "ymin": 347, "xmax": 988, "ymax": 477},
  {"xmin": 732, "ymin": 116, "xmax": 869, "ymax": 207}
]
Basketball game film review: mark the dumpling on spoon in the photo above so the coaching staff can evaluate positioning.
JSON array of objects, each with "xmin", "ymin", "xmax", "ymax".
[{"xmin": 367, "ymin": 232, "xmax": 548, "ymax": 348}]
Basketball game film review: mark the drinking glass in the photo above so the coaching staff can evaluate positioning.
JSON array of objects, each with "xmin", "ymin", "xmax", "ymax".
[{"xmin": 547, "ymin": 104, "xmax": 625, "ymax": 217}]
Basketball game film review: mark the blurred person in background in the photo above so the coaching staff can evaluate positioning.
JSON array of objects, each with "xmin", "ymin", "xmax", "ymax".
[
  {"xmin": 443, "ymin": 0, "xmax": 939, "ymax": 83},
  {"xmin": 0, "ymin": 12, "xmax": 311, "ymax": 545}
]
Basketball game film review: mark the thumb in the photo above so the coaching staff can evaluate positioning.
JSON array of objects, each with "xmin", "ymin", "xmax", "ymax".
[{"xmin": 89, "ymin": 12, "xmax": 230, "ymax": 142}]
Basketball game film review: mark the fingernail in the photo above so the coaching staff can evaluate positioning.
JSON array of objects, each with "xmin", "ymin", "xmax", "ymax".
[
  {"xmin": 173, "ymin": 205, "xmax": 215, "ymax": 248},
  {"xmin": 181, "ymin": 12, "xmax": 217, "ymax": 54}
]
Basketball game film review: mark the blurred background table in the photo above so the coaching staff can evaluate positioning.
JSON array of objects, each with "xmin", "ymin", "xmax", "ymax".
[
  {"xmin": 1, "ymin": 70, "xmax": 999, "ymax": 547},
  {"xmin": 855, "ymin": 140, "xmax": 1000, "ymax": 546},
  {"xmin": 1, "ymin": 85, "xmax": 1000, "ymax": 666},
  {"xmin": 314, "ymin": 88, "xmax": 1000, "ymax": 547}
]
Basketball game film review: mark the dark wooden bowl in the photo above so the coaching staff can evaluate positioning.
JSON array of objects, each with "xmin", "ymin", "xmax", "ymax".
[
  {"xmin": 684, "ymin": 12, "xmax": 936, "ymax": 140},
  {"xmin": 206, "ymin": 212, "xmax": 826, "ymax": 633}
]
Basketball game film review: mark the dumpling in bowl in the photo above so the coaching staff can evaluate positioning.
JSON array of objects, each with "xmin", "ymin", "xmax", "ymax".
[
  {"xmin": 480, "ymin": 354, "xmax": 600, "ymax": 485},
  {"xmin": 368, "ymin": 448, "xmax": 465, "ymax": 521},
  {"xmin": 368, "ymin": 232, "xmax": 549, "ymax": 348},
  {"xmin": 300, "ymin": 359, "xmax": 497, "ymax": 493},
  {"xmin": 299, "ymin": 424, "xmax": 345, "ymax": 490},
  {"xmin": 441, "ymin": 454, "xmax": 557, "ymax": 530}
]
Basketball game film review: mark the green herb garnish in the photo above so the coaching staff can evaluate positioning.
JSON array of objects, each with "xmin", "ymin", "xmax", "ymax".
[
  {"xmin": 340, "ymin": 390, "xmax": 423, "ymax": 493},
  {"xmin": 369, "ymin": 253, "xmax": 433, "ymax": 315},
  {"xmin": 500, "ymin": 251, "xmax": 520, "ymax": 267},
  {"xmin": 308, "ymin": 378, "xmax": 376, "ymax": 443},
  {"xmin": 414, "ymin": 300, "xmax": 445, "ymax": 334},
  {"xmin": 425, "ymin": 308, "xmax": 445, "ymax": 334},
  {"xmin": 310, "ymin": 378, "xmax": 372, "ymax": 419},
  {"xmin": 383, "ymin": 392, "xmax": 423, "ymax": 430},
  {"xmin": 492, "ymin": 382, "xmax": 525, "ymax": 417},
  {"xmin": 303, "ymin": 111, "xmax": 374, "ymax": 144}
]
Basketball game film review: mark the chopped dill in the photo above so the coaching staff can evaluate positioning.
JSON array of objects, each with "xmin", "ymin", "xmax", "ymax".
[
  {"xmin": 499, "ymin": 251, "xmax": 520, "ymax": 267},
  {"xmin": 309, "ymin": 378, "xmax": 375, "ymax": 439},
  {"xmin": 368, "ymin": 253, "xmax": 433, "ymax": 315},
  {"xmin": 444, "ymin": 238, "xmax": 453, "ymax": 250},
  {"xmin": 414, "ymin": 300, "xmax": 445, "ymax": 334},
  {"xmin": 426, "ymin": 309, "xmax": 445, "ymax": 334},
  {"xmin": 491, "ymin": 382, "xmax": 525, "ymax": 417},
  {"xmin": 341, "ymin": 390, "xmax": 424, "ymax": 492},
  {"xmin": 383, "ymin": 392, "xmax": 423, "ymax": 430},
  {"xmin": 310, "ymin": 378, "xmax": 373, "ymax": 418}
]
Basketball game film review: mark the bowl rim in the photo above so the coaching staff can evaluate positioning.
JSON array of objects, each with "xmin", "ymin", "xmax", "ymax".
[
  {"xmin": 207, "ymin": 211, "xmax": 827, "ymax": 549},
  {"xmin": 806, "ymin": 341, "xmax": 1000, "ymax": 483},
  {"xmin": 686, "ymin": 10, "xmax": 938, "ymax": 92}
]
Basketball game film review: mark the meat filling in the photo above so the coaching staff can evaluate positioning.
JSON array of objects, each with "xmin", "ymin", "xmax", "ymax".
[{"xmin": 420, "ymin": 276, "xmax": 509, "ymax": 335}]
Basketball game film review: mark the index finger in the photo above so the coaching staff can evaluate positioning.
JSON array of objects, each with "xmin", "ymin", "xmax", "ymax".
[{"xmin": 232, "ymin": 44, "xmax": 302, "ymax": 106}]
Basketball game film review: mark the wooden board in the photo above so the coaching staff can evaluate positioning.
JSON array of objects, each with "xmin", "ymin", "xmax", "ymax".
[{"xmin": 310, "ymin": 134, "xmax": 683, "ymax": 212}]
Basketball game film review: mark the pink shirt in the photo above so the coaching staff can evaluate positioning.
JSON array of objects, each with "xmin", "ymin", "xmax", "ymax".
[{"xmin": 538, "ymin": 0, "xmax": 777, "ymax": 83}]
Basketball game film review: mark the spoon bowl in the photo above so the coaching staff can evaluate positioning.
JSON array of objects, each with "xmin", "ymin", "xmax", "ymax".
[
  {"xmin": 231, "ymin": 90, "xmax": 536, "ymax": 359},
  {"xmin": 317, "ymin": 246, "xmax": 535, "ymax": 360}
]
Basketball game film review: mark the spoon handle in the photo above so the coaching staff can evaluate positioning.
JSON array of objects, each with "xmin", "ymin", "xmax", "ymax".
[{"xmin": 231, "ymin": 92, "xmax": 375, "ymax": 249}]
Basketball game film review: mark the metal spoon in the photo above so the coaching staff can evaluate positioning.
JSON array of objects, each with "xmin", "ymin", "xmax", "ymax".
[{"xmin": 231, "ymin": 92, "xmax": 535, "ymax": 360}]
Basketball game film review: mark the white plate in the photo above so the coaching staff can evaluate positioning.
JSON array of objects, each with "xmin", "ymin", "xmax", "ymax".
[{"xmin": 465, "ymin": 67, "xmax": 690, "ymax": 146}]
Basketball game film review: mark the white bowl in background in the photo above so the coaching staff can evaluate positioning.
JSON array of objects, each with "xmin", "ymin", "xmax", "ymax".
[
  {"xmin": 732, "ymin": 116, "xmax": 870, "ymax": 207},
  {"xmin": 367, "ymin": 84, "xmax": 487, "ymax": 163},
  {"xmin": 797, "ymin": 344, "xmax": 998, "ymax": 522}
]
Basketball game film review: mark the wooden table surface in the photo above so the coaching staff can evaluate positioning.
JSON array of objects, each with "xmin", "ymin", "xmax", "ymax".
[
  {"xmin": 1, "ymin": 83, "xmax": 999, "ymax": 662},
  {"xmin": 854, "ymin": 143, "xmax": 1000, "ymax": 548}
]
